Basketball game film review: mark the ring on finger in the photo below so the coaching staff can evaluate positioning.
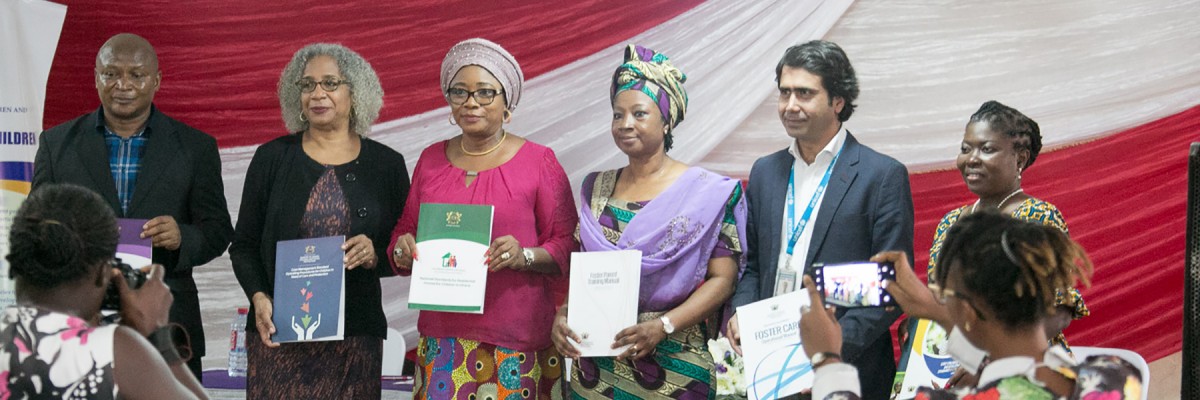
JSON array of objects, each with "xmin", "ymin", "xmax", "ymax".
[
  {"xmin": 501, "ymin": 252, "xmax": 512, "ymax": 260},
  {"xmin": 393, "ymin": 247, "xmax": 404, "ymax": 257}
]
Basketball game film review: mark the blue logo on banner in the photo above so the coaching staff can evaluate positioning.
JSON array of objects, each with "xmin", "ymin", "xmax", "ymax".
[{"xmin": 0, "ymin": 161, "xmax": 34, "ymax": 195}]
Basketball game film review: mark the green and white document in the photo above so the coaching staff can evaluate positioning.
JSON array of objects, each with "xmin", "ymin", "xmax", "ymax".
[{"xmin": 408, "ymin": 203, "xmax": 494, "ymax": 314}]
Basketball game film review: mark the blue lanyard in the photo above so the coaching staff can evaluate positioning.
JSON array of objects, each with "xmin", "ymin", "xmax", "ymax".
[{"xmin": 785, "ymin": 146, "xmax": 843, "ymax": 256}]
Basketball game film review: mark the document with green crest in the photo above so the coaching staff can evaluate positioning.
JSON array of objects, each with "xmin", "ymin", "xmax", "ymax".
[{"xmin": 408, "ymin": 203, "xmax": 494, "ymax": 314}]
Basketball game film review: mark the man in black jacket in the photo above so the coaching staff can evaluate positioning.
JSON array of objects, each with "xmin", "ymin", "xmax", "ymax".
[{"xmin": 33, "ymin": 33, "xmax": 233, "ymax": 380}]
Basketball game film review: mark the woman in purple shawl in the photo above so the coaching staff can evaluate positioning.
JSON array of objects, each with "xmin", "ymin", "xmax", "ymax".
[{"xmin": 551, "ymin": 44, "xmax": 747, "ymax": 400}]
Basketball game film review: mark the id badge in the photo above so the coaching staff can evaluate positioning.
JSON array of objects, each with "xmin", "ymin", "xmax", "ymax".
[{"xmin": 774, "ymin": 256, "xmax": 797, "ymax": 296}]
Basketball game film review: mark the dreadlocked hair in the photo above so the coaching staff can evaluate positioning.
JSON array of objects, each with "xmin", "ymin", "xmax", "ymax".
[{"xmin": 935, "ymin": 211, "xmax": 1092, "ymax": 329}]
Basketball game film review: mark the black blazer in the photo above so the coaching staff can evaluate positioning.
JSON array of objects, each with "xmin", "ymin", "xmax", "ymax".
[
  {"xmin": 229, "ymin": 134, "xmax": 409, "ymax": 339},
  {"xmin": 34, "ymin": 106, "xmax": 235, "ymax": 357},
  {"xmin": 733, "ymin": 132, "xmax": 915, "ymax": 400}
]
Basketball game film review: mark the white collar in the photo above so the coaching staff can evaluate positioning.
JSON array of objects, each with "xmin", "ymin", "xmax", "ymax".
[
  {"xmin": 976, "ymin": 346, "xmax": 1075, "ymax": 388},
  {"xmin": 788, "ymin": 127, "xmax": 847, "ymax": 165}
]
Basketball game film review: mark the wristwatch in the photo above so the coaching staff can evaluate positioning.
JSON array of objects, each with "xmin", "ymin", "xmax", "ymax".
[
  {"xmin": 810, "ymin": 351, "xmax": 842, "ymax": 369},
  {"xmin": 659, "ymin": 315, "xmax": 675, "ymax": 334},
  {"xmin": 522, "ymin": 248, "xmax": 535, "ymax": 270}
]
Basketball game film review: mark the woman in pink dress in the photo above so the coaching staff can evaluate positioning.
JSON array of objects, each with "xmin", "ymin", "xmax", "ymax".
[{"xmin": 388, "ymin": 38, "xmax": 578, "ymax": 400}]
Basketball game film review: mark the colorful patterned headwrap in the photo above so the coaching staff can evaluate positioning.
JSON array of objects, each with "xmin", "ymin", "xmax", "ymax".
[
  {"xmin": 440, "ymin": 38, "xmax": 524, "ymax": 112},
  {"xmin": 611, "ymin": 44, "xmax": 688, "ymax": 132}
]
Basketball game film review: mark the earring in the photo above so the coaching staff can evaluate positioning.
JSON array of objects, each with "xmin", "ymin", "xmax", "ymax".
[
  {"xmin": 448, "ymin": 114, "xmax": 457, "ymax": 126},
  {"xmin": 299, "ymin": 112, "xmax": 307, "ymax": 122},
  {"xmin": 964, "ymin": 321, "xmax": 972, "ymax": 332}
]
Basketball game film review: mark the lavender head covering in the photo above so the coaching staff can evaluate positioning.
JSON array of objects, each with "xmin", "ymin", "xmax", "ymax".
[{"xmin": 440, "ymin": 38, "xmax": 524, "ymax": 112}]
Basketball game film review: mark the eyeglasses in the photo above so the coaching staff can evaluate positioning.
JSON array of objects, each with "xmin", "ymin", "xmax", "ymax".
[
  {"xmin": 446, "ymin": 88, "xmax": 504, "ymax": 106},
  {"xmin": 296, "ymin": 78, "xmax": 350, "ymax": 93},
  {"xmin": 928, "ymin": 283, "xmax": 988, "ymax": 320},
  {"xmin": 96, "ymin": 69, "xmax": 154, "ymax": 89}
]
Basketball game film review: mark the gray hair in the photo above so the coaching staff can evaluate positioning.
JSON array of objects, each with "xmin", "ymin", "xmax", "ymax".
[{"xmin": 278, "ymin": 43, "xmax": 383, "ymax": 136}]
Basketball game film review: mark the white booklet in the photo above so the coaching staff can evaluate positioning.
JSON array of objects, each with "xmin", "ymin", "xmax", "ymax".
[
  {"xmin": 737, "ymin": 290, "xmax": 812, "ymax": 400},
  {"xmin": 567, "ymin": 250, "xmax": 641, "ymax": 357},
  {"xmin": 408, "ymin": 203, "xmax": 493, "ymax": 314}
]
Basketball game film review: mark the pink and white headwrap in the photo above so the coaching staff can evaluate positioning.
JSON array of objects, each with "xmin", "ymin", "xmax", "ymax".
[{"xmin": 440, "ymin": 38, "xmax": 524, "ymax": 112}]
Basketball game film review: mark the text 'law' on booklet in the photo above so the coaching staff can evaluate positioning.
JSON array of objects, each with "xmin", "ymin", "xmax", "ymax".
[
  {"xmin": 737, "ymin": 290, "xmax": 811, "ymax": 400},
  {"xmin": 408, "ymin": 203, "xmax": 494, "ymax": 314},
  {"xmin": 273, "ymin": 235, "xmax": 345, "ymax": 343},
  {"xmin": 567, "ymin": 250, "xmax": 641, "ymax": 357}
]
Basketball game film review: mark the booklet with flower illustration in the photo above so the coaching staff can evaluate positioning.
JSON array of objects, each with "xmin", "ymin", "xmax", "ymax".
[
  {"xmin": 116, "ymin": 219, "xmax": 152, "ymax": 269},
  {"xmin": 567, "ymin": 250, "xmax": 641, "ymax": 357},
  {"xmin": 272, "ymin": 235, "xmax": 345, "ymax": 343},
  {"xmin": 737, "ymin": 290, "xmax": 811, "ymax": 400},
  {"xmin": 408, "ymin": 203, "xmax": 494, "ymax": 314}
]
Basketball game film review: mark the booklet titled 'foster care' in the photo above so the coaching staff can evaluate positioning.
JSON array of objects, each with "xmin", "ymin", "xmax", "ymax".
[
  {"xmin": 737, "ymin": 290, "xmax": 812, "ymax": 400},
  {"xmin": 408, "ymin": 203, "xmax": 494, "ymax": 314},
  {"xmin": 567, "ymin": 250, "xmax": 641, "ymax": 357},
  {"xmin": 273, "ymin": 235, "xmax": 346, "ymax": 343}
]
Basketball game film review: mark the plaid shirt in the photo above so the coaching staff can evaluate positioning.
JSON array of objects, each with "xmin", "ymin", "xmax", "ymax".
[{"xmin": 99, "ymin": 121, "xmax": 149, "ymax": 215}]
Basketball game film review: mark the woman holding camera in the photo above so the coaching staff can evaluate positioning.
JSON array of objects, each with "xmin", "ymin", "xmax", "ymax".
[
  {"xmin": 1, "ymin": 184, "xmax": 207, "ymax": 399},
  {"xmin": 802, "ymin": 212, "xmax": 1140, "ymax": 399}
]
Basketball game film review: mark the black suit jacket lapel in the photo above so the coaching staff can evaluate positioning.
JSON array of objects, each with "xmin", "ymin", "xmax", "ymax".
[
  {"xmin": 128, "ymin": 112, "xmax": 179, "ymax": 215},
  {"xmin": 806, "ymin": 133, "xmax": 861, "ymax": 265},
  {"xmin": 78, "ymin": 111, "xmax": 122, "ymax": 214}
]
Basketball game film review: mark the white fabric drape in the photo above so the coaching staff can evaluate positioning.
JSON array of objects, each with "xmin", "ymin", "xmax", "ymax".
[
  {"xmin": 211, "ymin": 0, "xmax": 1200, "ymax": 353},
  {"xmin": 702, "ymin": 0, "xmax": 1200, "ymax": 173}
]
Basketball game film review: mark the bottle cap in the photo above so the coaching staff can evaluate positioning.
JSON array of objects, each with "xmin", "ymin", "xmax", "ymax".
[{"xmin": 237, "ymin": 307, "xmax": 249, "ymax": 314}]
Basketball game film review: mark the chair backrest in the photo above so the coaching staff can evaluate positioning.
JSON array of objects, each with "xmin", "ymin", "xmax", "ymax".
[
  {"xmin": 1069, "ymin": 346, "xmax": 1149, "ymax": 399},
  {"xmin": 382, "ymin": 327, "xmax": 407, "ymax": 378}
]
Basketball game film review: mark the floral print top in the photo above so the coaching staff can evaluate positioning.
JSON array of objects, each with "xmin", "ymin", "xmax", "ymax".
[
  {"xmin": 927, "ymin": 198, "xmax": 1088, "ymax": 351},
  {"xmin": 815, "ymin": 347, "xmax": 1144, "ymax": 400},
  {"xmin": 1, "ymin": 306, "xmax": 117, "ymax": 399}
]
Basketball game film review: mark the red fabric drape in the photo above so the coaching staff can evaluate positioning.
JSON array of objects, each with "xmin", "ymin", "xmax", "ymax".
[
  {"xmin": 43, "ymin": 0, "xmax": 703, "ymax": 147},
  {"xmin": 907, "ymin": 105, "xmax": 1199, "ymax": 362}
]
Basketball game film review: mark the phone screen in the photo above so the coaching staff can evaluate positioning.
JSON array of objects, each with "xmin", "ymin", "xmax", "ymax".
[{"xmin": 810, "ymin": 261, "xmax": 897, "ymax": 308}]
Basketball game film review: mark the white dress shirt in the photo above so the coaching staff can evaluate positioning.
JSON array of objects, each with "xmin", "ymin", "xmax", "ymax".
[{"xmin": 775, "ymin": 128, "xmax": 847, "ymax": 295}]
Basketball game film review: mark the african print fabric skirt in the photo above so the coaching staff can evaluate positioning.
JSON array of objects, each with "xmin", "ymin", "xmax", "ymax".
[
  {"xmin": 415, "ymin": 336, "xmax": 565, "ymax": 399},
  {"xmin": 570, "ymin": 312, "xmax": 715, "ymax": 400}
]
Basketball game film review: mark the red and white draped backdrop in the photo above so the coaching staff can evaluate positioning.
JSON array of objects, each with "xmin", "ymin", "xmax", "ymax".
[{"xmin": 42, "ymin": 0, "xmax": 1200, "ymax": 364}]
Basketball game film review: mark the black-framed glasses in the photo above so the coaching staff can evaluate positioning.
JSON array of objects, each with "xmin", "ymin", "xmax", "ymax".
[
  {"xmin": 446, "ymin": 88, "xmax": 504, "ymax": 106},
  {"xmin": 928, "ymin": 283, "xmax": 988, "ymax": 320},
  {"xmin": 296, "ymin": 78, "xmax": 350, "ymax": 93}
]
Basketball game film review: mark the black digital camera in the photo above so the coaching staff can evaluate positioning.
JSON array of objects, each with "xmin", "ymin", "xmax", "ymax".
[{"xmin": 100, "ymin": 258, "xmax": 148, "ymax": 311}]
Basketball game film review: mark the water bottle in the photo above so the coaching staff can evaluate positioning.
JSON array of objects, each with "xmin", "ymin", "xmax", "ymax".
[{"xmin": 228, "ymin": 307, "xmax": 249, "ymax": 377}]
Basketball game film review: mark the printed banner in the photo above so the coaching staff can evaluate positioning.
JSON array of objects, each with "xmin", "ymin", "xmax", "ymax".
[{"xmin": 0, "ymin": 0, "xmax": 67, "ymax": 307}]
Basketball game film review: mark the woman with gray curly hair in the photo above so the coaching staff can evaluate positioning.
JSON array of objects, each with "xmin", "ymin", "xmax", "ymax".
[{"xmin": 230, "ymin": 43, "xmax": 410, "ymax": 399}]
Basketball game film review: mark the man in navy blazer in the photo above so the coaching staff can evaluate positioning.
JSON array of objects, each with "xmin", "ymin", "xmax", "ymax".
[
  {"xmin": 728, "ymin": 41, "xmax": 914, "ymax": 399},
  {"xmin": 33, "ymin": 33, "xmax": 232, "ymax": 380}
]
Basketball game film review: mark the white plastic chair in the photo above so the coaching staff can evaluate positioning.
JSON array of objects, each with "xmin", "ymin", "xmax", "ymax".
[
  {"xmin": 1069, "ymin": 346, "xmax": 1149, "ymax": 399},
  {"xmin": 381, "ymin": 327, "xmax": 407, "ymax": 378}
]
